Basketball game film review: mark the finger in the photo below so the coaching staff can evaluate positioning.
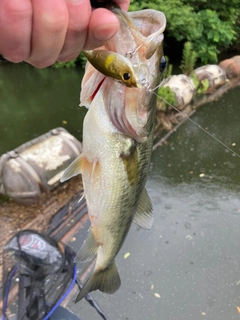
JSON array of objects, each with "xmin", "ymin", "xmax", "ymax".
[
  {"xmin": 26, "ymin": 0, "xmax": 68, "ymax": 68},
  {"xmin": 58, "ymin": 0, "xmax": 91, "ymax": 62},
  {"xmin": 83, "ymin": 8, "xmax": 119, "ymax": 50},
  {"xmin": 114, "ymin": 0, "xmax": 130, "ymax": 11},
  {"xmin": 0, "ymin": 0, "xmax": 32, "ymax": 62}
]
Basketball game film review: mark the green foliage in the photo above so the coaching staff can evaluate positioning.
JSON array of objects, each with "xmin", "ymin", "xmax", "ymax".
[
  {"xmin": 157, "ymin": 86, "xmax": 177, "ymax": 111},
  {"xmin": 54, "ymin": 0, "xmax": 239, "ymax": 68},
  {"xmin": 52, "ymin": 52, "xmax": 87, "ymax": 69},
  {"xmin": 180, "ymin": 42, "xmax": 197, "ymax": 75},
  {"xmin": 190, "ymin": 73, "xmax": 209, "ymax": 94},
  {"xmin": 130, "ymin": 0, "xmax": 239, "ymax": 63},
  {"xmin": 193, "ymin": 9, "xmax": 236, "ymax": 63},
  {"xmin": 190, "ymin": 72, "xmax": 199, "ymax": 89},
  {"xmin": 0, "ymin": 194, "xmax": 11, "ymax": 204},
  {"xmin": 166, "ymin": 63, "xmax": 173, "ymax": 78},
  {"xmin": 53, "ymin": 60, "xmax": 77, "ymax": 69},
  {"xmin": 198, "ymin": 79, "xmax": 210, "ymax": 93}
]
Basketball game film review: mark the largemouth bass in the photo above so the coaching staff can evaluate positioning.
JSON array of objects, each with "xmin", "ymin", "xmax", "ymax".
[{"xmin": 61, "ymin": 5, "xmax": 166, "ymax": 302}]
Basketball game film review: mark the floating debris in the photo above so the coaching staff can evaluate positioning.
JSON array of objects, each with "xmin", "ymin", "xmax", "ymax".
[
  {"xmin": 154, "ymin": 293, "xmax": 161, "ymax": 298},
  {"xmin": 199, "ymin": 173, "xmax": 205, "ymax": 178},
  {"xmin": 62, "ymin": 120, "xmax": 68, "ymax": 124},
  {"xmin": 151, "ymin": 284, "xmax": 154, "ymax": 290},
  {"xmin": 124, "ymin": 252, "xmax": 130, "ymax": 259}
]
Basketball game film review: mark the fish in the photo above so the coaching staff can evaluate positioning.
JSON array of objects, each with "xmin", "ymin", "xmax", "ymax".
[{"xmin": 61, "ymin": 5, "xmax": 166, "ymax": 302}]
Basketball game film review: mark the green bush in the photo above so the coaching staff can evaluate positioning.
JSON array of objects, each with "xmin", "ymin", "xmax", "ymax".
[
  {"xmin": 130, "ymin": 0, "xmax": 239, "ymax": 63},
  {"xmin": 52, "ymin": 52, "xmax": 87, "ymax": 69},
  {"xmin": 157, "ymin": 86, "xmax": 177, "ymax": 111},
  {"xmin": 180, "ymin": 42, "xmax": 197, "ymax": 75},
  {"xmin": 54, "ymin": 0, "xmax": 239, "ymax": 68}
]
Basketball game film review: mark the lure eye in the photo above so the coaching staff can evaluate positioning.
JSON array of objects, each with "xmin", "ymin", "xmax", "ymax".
[
  {"xmin": 123, "ymin": 73, "xmax": 131, "ymax": 81},
  {"xmin": 160, "ymin": 56, "xmax": 167, "ymax": 73}
]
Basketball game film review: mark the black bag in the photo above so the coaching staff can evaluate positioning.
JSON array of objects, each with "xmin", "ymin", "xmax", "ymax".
[{"xmin": 2, "ymin": 230, "xmax": 109, "ymax": 320}]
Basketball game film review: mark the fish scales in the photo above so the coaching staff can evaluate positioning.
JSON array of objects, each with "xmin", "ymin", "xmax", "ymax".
[{"xmin": 61, "ymin": 5, "xmax": 166, "ymax": 302}]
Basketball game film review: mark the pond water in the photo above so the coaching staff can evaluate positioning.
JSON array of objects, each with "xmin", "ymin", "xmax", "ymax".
[
  {"xmin": 1, "ymin": 63, "xmax": 240, "ymax": 320},
  {"xmin": 0, "ymin": 63, "xmax": 86, "ymax": 155}
]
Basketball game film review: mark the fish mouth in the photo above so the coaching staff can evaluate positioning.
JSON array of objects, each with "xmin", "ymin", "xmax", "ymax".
[{"xmin": 80, "ymin": 7, "xmax": 166, "ymax": 141}]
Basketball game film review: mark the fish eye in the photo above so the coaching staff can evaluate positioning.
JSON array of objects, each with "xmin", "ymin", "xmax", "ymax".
[
  {"xmin": 160, "ymin": 56, "xmax": 167, "ymax": 73},
  {"xmin": 123, "ymin": 73, "xmax": 131, "ymax": 81}
]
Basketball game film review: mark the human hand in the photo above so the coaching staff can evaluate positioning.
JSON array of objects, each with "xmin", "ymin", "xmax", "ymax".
[{"xmin": 0, "ymin": 0, "xmax": 130, "ymax": 68}]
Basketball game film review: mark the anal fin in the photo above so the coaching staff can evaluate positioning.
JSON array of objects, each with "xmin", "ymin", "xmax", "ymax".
[
  {"xmin": 133, "ymin": 188, "xmax": 153, "ymax": 229},
  {"xmin": 75, "ymin": 228, "xmax": 98, "ymax": 262}
]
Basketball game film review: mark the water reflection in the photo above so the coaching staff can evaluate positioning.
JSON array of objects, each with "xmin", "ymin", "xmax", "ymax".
[
  {"xmin": 0, "ymin": 63, "xmax": 86, "ymax": 154},
  {"xmin": 152, "ymin": 87, "xmax": 240, "ymax": 190}
]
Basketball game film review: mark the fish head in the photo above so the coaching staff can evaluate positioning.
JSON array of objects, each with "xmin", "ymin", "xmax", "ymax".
[{"xmin": 81, "ymin": 8, "xmax": 166, "ymax": 142}]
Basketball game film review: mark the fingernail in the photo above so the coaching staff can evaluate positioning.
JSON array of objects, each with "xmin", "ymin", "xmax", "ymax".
[
  {"xmin": 94, "ymin": 24, "xmax": 118, "ymax": 41},
  {"xmin": 69, "ymin": 0, "xmax": 85, "ymax": 3}
]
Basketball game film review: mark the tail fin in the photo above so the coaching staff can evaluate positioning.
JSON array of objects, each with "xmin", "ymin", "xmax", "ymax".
[{"xmin": 75, "ymin": 260, "xmax": 121, "ymax": 303}]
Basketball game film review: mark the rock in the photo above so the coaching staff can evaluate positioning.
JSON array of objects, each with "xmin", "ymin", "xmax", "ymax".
[
  {"xmin": 194, "ymin": 64, "xmax": 226, "ymax": 92},
  {"xmin": 160, "ymin": 75, "xmax": 196, "ymax": 110},
  {"xmin": 219, "ymin": 56, "xmax": 240, "ymax": 79}
]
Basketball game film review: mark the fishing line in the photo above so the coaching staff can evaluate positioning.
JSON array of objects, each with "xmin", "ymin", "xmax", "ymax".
[
  {"xmin": 126, "ymin": 37, "xmax": 239, "ymax": 159},
  {"xmin": 149, "ymin": 88, "xmax": 240, "ymax": 159},
  {"xmin": 127, "ymin": 45, "xmax": 240, "ymax": 158},
  {"xmin": 125, "ymin": 34, "xmax": 153, "ymax": 58}
]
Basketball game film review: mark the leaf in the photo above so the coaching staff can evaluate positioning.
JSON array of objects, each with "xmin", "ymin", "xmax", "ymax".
[{"xmin": 124, "ymin": 252, "xmax": 130, "ymax": 259}]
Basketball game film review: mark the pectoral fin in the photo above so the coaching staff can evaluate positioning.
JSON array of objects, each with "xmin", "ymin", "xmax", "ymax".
[
  {"xmin": 61, "ymin": 153, "xmax": 96, "ymax": 183},
  {"xmin": 75, "ymin": 228, "xmax": 98, "ymax": 262},
  {"xmin": 133, "ymin": 188, "xmax": 153, "ymax": 229},
  {"xmin": 60, "ymin": 154, "xmax": 84, "ymax": 182}
]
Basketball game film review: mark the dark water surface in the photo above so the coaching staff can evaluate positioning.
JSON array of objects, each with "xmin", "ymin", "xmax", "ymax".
[
  {"xmin": 1, "ymin": 63, "xmax": 240, "ymax": 320},
  {"xmin": 0, "ymin": 62, "xmax": 86, "ymax": 154},
  {"xmin": 74, "ymin": 87, "xmax": 240, "ymax": 320}
]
